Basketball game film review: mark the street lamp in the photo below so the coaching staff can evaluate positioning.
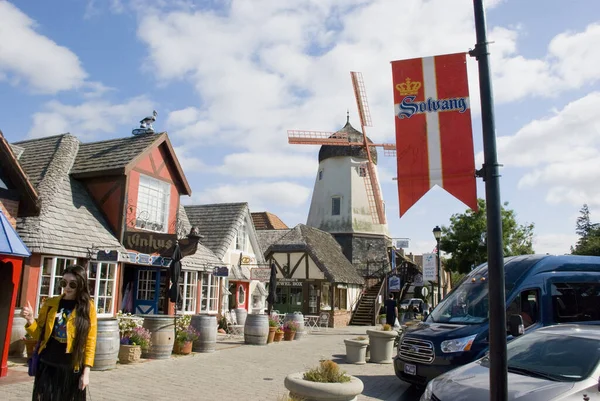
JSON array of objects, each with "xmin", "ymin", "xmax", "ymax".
[{"xmin": 433, "ymin": 226, "xmax": 442, "ymax": 305}]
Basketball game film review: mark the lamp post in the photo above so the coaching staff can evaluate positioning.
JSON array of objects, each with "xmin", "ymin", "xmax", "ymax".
[{"xmin": 433, "ymin": 226, "xmax": 442, "ymax": 305}]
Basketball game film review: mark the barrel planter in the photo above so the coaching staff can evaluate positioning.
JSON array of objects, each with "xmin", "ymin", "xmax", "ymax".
[
  {"xmin": 244, "ymin": 314, "xmax": 268, "ymax": 345},
  {"xmin": 234, "ymin": 308, "xmax": 248, "ymax": 327},
  {"xmin": 143, "ymin": 315, "xmax": 175, "ymax": 359},
  {"xmin": 92, "ymin": 318, "xmax": 120, "ymax": 371},
  {"xmin": 284, "ymin": 312, "xmax": 306, "ymax": 340},
  {"xmin": 366, "ymin": 329, "xmax": 397, "ymax": 364},
  {"xmin": 191, "ymin": 315, "xmax": 217, "ymax": 353},
  {"xmin": 9, "ymin": 309, "xmax": 27, "ymax": 357}
]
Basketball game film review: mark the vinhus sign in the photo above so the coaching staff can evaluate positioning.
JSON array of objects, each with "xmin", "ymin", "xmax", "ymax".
[{"xmin": 124, "ymin": 231, "xmax": 177, "ymax": 254}]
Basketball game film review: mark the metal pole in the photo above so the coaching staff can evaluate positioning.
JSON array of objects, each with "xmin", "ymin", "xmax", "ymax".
[
  {"xmin": 436, "ymin": 238, "xmax": 441, "ymax": 304},
  {"xmin": 470, "ymin": 1, "xmax": 507, "ymax": 400}
]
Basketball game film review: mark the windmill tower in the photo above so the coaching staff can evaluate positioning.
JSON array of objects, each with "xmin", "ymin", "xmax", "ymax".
[{"xmin": 288, "ymin": 72, "xmax": 396, "ymax": 273}]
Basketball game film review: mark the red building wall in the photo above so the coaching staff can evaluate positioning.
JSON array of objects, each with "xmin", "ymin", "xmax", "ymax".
[
  {"xmin": 84, "ymin": 177, "xmax": 125, "ymax": 235},
  {"xmin": 0, "ymin": 198, "xmax": 18, "ymax": 228}
]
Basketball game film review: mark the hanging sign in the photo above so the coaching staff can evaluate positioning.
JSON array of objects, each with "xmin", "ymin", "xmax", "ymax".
[
  {"xmin": 213, "ymin": 266, "xmax": 229, "ymax": 277},
  {"xmin": 250, "ymin": 268, "xmax": 271, "ymax": 282},
  {"xmin": 124, "ymin": 231, "xmax": 177, "ymax": 254},
  {"xmin": 388, "ymin": 275, "xmax": 401, "ymax": 291},
  {"xmin": 422, "ymin": 253, "xmax": 438, "ymax": 282},
  {"xmin": 96, "ymin": 250, "xmax": 119, "ymax": 262},
  {"xmin": 391, "ymin": 53, "xmax": 477, "ymax": 216}
]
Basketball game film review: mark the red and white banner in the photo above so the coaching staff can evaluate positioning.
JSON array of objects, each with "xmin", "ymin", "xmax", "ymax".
[{"xmin": 391, "ymin": 52, "xmax": 477, "ymax": 216}]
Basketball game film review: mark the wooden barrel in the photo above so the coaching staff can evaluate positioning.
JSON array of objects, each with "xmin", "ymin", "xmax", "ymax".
[
  {"xmin": 142, "ymin": 315, "xmax": 175, "ymax": 359},
  {"xmin": 9, "ymin": 309, "xmax": 27, "ymax": 357},
  {"xmin": 284, "ymin": 312, "xmax": 306, "ymax": 340},
  {"xmin": 92, "ymin": 318, "xmax": 120, "ymax": 371},
  {"xmin": 244, "ymin": 314, "xmax": 268, "ymax": 345},
  {"xmin": 234, "ymin": 308, "xmax": 248, "ymax": 326},
  {"xmin": 191, "ymin": 315, "xmax": 217, "ymax": 353}
]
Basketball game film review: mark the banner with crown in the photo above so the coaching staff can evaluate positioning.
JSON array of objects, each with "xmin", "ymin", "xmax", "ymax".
[{"xmin": 391, "ymin": 52, "xmax": 477, "ymax": 216}]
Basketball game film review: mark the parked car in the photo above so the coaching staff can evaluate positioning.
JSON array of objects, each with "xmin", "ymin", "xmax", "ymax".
[
  {"xmin": 420, "ymin": 324, "xmax": 600, "ymax": 400},
  {"xmin": 400, "ymin": 298, "xmax": 424, "ymax": 313},
  {"xmin": 394, "ymin": 254, "xmax": 600, "ymax": 388}
]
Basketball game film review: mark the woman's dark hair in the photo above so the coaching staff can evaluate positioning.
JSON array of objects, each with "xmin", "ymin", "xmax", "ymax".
[{"xmin": 63, "ymin": 264, "xmax": 91, "ymax": 368}]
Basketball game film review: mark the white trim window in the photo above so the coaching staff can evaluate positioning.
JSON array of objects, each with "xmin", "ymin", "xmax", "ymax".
[
  {"xmin": 88, "ymin": 262, "xmax": 118, "ymax": 317},
  {"xmin": 331, "ymin": 196, "xmax": 341, "ymax": 216},
  {"xmin": 235, "ymin": 220, "xmax": 248, "ymax": 251},
  {"xmin": 200, "ymin": 273, "xmax": 219, "ymax": 314},
  {"xmin": 136, "ymin": 174, "xmax": 171, "ymax": 233},
  {"xmin": 177, "ymin": 270, "xmax": 198, "ymax": 314},
  {"xmin": 37, "ymin": 256, "xmax": 77, "ymax": 313}
]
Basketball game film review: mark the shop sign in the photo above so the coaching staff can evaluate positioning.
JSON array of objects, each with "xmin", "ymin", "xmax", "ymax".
[
  {"xmin": 213, "ymin": 266, "xmax": 229, "ymax": 277},
  {"xmin": 388, "ymin": 275, "xmax": 401, "ymax": 291},
  {"xmin": 124, "ymin": 231, "xmax": 176, "ymax": 254},
  {"xmin": 279, "ymin": 278, "xmax": 302, "ymax": 287},
  {"xmin": 422, "ymin": 253, "xmax": 437, "ymax": 282},
  {"xmin": 126, "ymin": 252, "xmax": 171, "ymax": 267},
  {"xmin": 250, "ymin": 268, "xmax": 271, "ymax": 282},
  {"xmin": 96, "ymin": 250, "xmax": 119, "ymax": 262}
]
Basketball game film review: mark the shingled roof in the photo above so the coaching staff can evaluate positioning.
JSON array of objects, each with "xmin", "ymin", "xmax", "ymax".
[
  {"xmin": 251, "ymin": 212, "xmax": 288, "ymax": 230},
  {"xmin": 177, "ymin": 205, "xmax": 222, "ymax": 270},
  {"xmin": 266, "ymin": 224, "xmax": 363, "ymax": 285},
  {"xmin": 0, "ymin": 130, "xmax": 38, "ymax": 215},
  {"xmin": 14, "ymin": 135, "xmax": 125, "ymax": 258},
  {"xmin": 255, "ymin": 229, "xmax": 290, "ymax": 257}
]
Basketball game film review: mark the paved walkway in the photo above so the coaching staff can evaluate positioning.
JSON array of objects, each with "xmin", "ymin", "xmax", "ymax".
[{"xmin": 2, "ymin": 326, "xmax": 422, "ymax": 401}]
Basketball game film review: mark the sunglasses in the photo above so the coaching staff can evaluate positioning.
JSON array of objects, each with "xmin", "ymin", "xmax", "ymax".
[{"xmin": 59, "ymin": 279, "xmax": 78, "ymax": 289}]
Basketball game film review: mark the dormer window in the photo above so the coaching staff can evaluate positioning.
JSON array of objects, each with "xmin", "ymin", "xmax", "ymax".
[
  {"xmin": 136, "ymin": 174, "xmax": 170, "ymax": 233},
  {"xmin": 236, "ymin": 220, "xmax": 248, "ymax": 251}
]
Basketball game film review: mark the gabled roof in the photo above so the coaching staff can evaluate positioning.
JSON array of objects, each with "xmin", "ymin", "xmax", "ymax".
[
  {"xmin": 266, "ymin": 224, "xmax": 363, "ymax": 285},
  {"xmin": 251, "ymin": 212, "xmax": 288, "ymax": 230},
  {"xmin": 71, "ymin": 132, "xmax": 191, "ymax": 195},
  {"xmin": 184, "ymin": 202, "xmax": 248, "ymax": 259},
  {"xmin": 255, "ymin": 229, "xmax": 290, "ymax": 256},
  {"xmin": 12, "ymin": 134, "xmax": 67, "ymax": 189},
  {"xmin": 0, "ymin": 130, "xmax": 38, "ymax": 215},
  {"xmin": 177, "ymin": 205, "xmax": 222, "ymax": 270}
]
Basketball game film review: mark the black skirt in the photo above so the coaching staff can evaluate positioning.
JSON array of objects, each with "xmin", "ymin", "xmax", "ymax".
[{"xmin": 32, "ymin": 360, "xmax": 86, "ymax": 401}]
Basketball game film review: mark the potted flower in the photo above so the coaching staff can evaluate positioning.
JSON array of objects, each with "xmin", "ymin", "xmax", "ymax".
[
  {"xmin": 267, "ymin": 316, "xmax": 279, "ymax": 344},
  {"xmin": 22, "ymin": 333, "xmax": 37, "ymax": 358},
  {"xmin": 344, "ymin": 336, "xmax": 369, "ymax": 365},
  {"xmin": 366, "ymin": 324, "xmax": 397, "ymax": 364},
  {"xmin": 378, "ymin": 314, "xmax": 386, "ymax": 325},
  {"xmin": 174, "ymin": 324, "xmax": 199, "ymax": 355},
  {"xmin": 283, "ymin": 320, "xmax": 298, "ymax": 341},
  {"xmin": 274, "ymin": 328, "xmax": 284, "ymax": 342},
  {"xmin": 284, "ymin": 360, "xmax": 363, "ymax": 401},
  {"xmin": 118, "ymin": 326, "xmax": 151, "ymax": 364}
]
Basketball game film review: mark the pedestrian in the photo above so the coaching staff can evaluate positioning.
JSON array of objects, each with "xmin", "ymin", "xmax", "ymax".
[
  {"xmin": 384, "ymin": 294, "xmax": 398, "ymax": 326},
  {"xmin": 21, "ymin": 264, "xmax": 98, "ymax": 401}
]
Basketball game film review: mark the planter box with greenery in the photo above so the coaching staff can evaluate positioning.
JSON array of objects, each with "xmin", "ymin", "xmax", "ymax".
[
  {"xmin": 268, "ymin": 316, "xmax": 279, "ymax": 344},
  {"xmin": 174, "ymin": 315, "xmax": 199, "ymax": 355},
  {"xmin": 366, "ymin": 324, "xmax": 397, "ymax": 364},
  {"xmin": 283, "ymin": 320, "xmax": 298, "ymax": 341},
  {"xmin": 118, "ymin": 326, "xmax": 151, "ymax": 364},
  {"xmin": 344, "ymin": 336, "xmax": 368, "ymax": 365},
  {"xmin": 284, "ymin": 360, "xmax": 363, "ymax": 401}
]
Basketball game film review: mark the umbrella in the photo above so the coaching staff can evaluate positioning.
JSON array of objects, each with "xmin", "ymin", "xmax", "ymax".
[
  {"xmin": 168, "ymin": 241, "xmax": 182, "ymax": 304},
  {"xmin": 266, "ymin": 261, "xmax": 277, "ymax": 314}
]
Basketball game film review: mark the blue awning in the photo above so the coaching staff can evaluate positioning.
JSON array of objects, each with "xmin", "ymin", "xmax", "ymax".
[{"xmin": 0, "ymin": 209, "xmax": 30, "ymax": 257}]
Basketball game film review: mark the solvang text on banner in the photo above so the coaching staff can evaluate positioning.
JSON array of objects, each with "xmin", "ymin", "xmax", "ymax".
[{"xmin": 391, "ymin": 52, "xmax": 477, "ymax": 216}]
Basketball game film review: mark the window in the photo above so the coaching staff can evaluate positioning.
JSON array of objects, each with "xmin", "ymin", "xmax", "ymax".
[
  {"xmin": 335, "ymin": 287, "xmax": 347, "ymax": 310},
  {"xmin": 200, "ymin": 273, "xmax": 219, "ymax": 313},
  {"xmin": 37, "ymin": 257, "xmax": 77, "ymax": 313},
  {"xmin": 177, "ymin": 271, "xmax": 198, "ymax": 314},
  {"xmin": 136, "ymin": 174, "xmax": 170, "ymax": 233},
  {"xmin": 320, "ymin": 282, "xmax": 331, "ymax": 310},
  {"xmin": 506, "ymin": 289, "xmax": 539, "ymax": 329},
  {"xmin": 318, "ymin": 170, "xmax": 323, "ymax": 180},
  {"xmin": 358, "ymin": 164, "xmax": 367, "ymax": 177},
  {"xmin": 88, "ymin": 262, "xmax": 118, "ymax": 317},
  {"xmin": 236, "ymin": 221, "xmax": 248, "ymax": 251},
  {"xmin": 331, "ymin": 197, "xmax": 341, "ymax": 216},
  {"xmin": 551, "ymin": 282, "xmax": 600, "ymax": 323},
  {"xmin": 238, "ymin": 285, "xmax": 245, "ymax": 306}
]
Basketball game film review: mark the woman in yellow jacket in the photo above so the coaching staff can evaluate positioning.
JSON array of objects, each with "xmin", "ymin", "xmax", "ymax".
[{"xmin": 21, "ymin": 264, "xmax": 97, "ymax": 401}]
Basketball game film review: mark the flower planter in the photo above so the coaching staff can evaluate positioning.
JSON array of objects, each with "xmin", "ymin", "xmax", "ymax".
[
  {"xmin": 284, "ymin": 372, "xmax": 364, "ymax": 401},
  {"xmin": 173, "ymin": 341, "xmax": 193, "ymax": 355},
  {"xmin": 283, "ymin": 331, "xmax": 296, "ymax": 341},
  {"xmin": 118, "ymin": 344, "xmax": 142, "ymax": 364},
  {"xmin": 379, "ymin": 316, "xmax": 386, "ymax": 325},
  {"xmin": 366, "ymin": 329, "xmax": 397, "ymax": 364},
  {"xmin": 267, "ymin": 327, "xmax": 276, "ymax": 344},
  {"xmin": 344, "ymin": 339, "xmax": 368, "ymax": 365},
  {"xmin": 274, "ymin": 331, "xmax": 284, "ymax": 342}
]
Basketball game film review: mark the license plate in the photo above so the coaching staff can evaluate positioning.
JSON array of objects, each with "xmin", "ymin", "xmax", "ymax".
[{"xmin": 404, "ymin": 363, "xmax": 416, "ymax": 375}]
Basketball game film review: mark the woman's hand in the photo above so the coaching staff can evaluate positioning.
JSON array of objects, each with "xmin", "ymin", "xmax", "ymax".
[
  {"xmin": 20, "ymin": 301, "xmax": 35, "ymax": 325},
  {"xmin": 79, "ymin": 366, "xmax": 90, "ymax": 390}
]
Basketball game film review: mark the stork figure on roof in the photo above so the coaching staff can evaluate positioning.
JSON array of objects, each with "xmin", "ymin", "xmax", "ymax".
[{"xmin": 133, "ymin": 110, "xmax": 158, "ymax": 136}]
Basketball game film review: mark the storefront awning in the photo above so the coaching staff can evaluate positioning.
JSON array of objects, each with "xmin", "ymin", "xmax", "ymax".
[{"xmin": 0, "ymin": 210, "xmax": 31, "ymax": 258}]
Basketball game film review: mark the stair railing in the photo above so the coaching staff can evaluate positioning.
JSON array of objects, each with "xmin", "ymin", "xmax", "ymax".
[{"xmin": 372, "ymin": 277, "xmax": 386, "ymax": 325}]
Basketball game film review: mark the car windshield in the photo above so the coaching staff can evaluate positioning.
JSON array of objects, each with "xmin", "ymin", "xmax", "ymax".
[
  {"xmin": 427, "ymin": 279, "xmax": 489, "ymax": 324},
  {"xmin": 481, "ymin": 332, "xmax": 600, "ymax": 382}
]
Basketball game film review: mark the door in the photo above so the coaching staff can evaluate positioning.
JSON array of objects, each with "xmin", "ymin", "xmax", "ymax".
[
  {"xmin": 134, "ymin": 267, "xmax": 161, "ymax": 314},
  {"xmin": 307, "ymin": 283, "xmax": 319, "ymax": 315},
  {"xmin": 274, "ymin": 286, "xmax": 304, "ymax": 314}
]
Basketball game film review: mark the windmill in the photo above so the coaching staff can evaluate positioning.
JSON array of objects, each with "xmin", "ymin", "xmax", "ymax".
[{"xmin": 288, "ymin": 72, "xmax": 395, "ymax": 224}]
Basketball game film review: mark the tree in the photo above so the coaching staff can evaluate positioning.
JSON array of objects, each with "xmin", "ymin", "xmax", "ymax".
[
  {"xmin": 440, "ymin": 198, "xmax": 535, "ymax": 274},
  {"xmin": 571, "ymin": 204, "xmax": 600, "ymax": 256}
]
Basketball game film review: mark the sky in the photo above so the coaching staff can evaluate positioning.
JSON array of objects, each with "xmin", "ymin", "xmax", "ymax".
[{"xmin": 1, "ymin": 0, "xmax": 599, "ymax": 257}]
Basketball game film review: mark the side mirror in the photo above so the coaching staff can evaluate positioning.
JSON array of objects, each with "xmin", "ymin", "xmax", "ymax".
[{"xmin": 508, "ymin": 314, "xmax": 524, "ymax": 337}]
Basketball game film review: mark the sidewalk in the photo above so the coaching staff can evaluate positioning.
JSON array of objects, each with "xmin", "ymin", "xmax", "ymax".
[{"xmin": 1, "ymin": 326, "xmax": 412, "ymax": 401}]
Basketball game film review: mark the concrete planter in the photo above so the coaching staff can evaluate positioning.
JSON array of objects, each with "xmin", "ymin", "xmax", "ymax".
[
  {"xmin": 344, "ymin": 339, "xmax": 368, "ymax": 365},
  {"xmin": 285, "ymin": 372, "xmax": 364, "ymax": 401},
  {"xmin": 366, "ymin": 329, "xmax": 397, "ymax": 364}
]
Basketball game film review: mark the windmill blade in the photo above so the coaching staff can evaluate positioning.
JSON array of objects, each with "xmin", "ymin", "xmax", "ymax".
[
  {"xmin": 350, "ymin": 72, "xmax": 373, "ymax": 129},
  {"xmin": 361, "ymin": 161, "xmax": 387, "ymax": 225},
  {"xmin": 382, "ymin": 143, "xmax": 396, "ymax": 157},
  {"xmin": 287, "ymin": 130, "xmax": 363, "ymax": 146}
]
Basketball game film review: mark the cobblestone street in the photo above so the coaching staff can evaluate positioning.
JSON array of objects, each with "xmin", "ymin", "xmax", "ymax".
[{"xmin": 1, "ymin": 326, "xmax": 423, "ymax": 401}]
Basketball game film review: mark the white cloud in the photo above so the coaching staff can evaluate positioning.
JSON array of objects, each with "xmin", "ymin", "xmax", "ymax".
[
  {"xmin": 167, "ymin": 107, "xmax": 201, "ymax": 127},
  {"xmin": 172, "ymin": 145, "xmax": 205, "ymax": 176},
  {"xmin": 0, "ymin": 1, "xmax": 87, "ymax": 94},
  {"xmin": 28, "ymin": 96, "xmax": 155, "ymax": 139},
  {"xmin": 533, "ymin": 233, "xmax": 578, "ymax": 255},
  {"xmin": 216, "ymin": 152, "xmax": 317, "ymax": 178},
  {"xmin": 193, "ymin": 181, "xmax": 312, "ymax": 211}
]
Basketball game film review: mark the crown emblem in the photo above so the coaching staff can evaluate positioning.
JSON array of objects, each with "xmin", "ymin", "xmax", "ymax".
[{"xmin": 396, "ymin": 77, "xmax": 421, "ymax": 96}]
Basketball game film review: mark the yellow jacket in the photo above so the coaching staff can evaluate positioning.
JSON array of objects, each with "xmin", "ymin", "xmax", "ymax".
[{"xmin": 25, "ymin": 295, "xmax": 98, "ymax": 370}]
